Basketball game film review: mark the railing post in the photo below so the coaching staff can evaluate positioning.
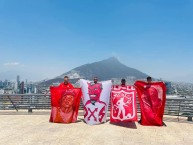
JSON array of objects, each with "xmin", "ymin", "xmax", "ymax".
[
  {"xmin": 178, "ymin": 100, "xmax": 181, "ymax": 122},
  {"xmin": 28, "ymin": 95, "xmax": 33, "ymax": 113},
  {"xmin": 28, "ymin": 108, "xmax": 33, "ymax": 113},
  {"xmin": 187, "ymin": 116, "xmax": 192, "ymax": 121}
]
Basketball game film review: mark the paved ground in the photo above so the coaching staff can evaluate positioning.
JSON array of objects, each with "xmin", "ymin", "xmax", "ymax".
[{"xmin": 0, "ymin": 110, "xmax": 193, "ymax": 145}]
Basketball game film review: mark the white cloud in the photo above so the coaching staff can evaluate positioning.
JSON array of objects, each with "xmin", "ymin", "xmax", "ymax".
[{"xmin": 3, "ymin": 62, "xmax": 20, "ymax": 66}]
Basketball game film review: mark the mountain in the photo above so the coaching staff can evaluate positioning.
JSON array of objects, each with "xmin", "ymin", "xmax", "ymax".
[
  {"xmin": 59, "ymin": 57, "xmax": 148, "ymax": 80},
  {"xmin": 39, "ymin": 57, "xmax": 148, "ymax": 86}
]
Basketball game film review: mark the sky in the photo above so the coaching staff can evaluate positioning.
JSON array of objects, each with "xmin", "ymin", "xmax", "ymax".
[{"xmin": 0, "ymin": 0, "xmax": 193, "ymax": 83}]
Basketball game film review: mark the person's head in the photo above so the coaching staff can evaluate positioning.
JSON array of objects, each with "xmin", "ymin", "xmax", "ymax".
[
  {"xmin": 93, "ymin": 77, "xmax": 98, "ymax": 84},
  {"xmin": 60, "ymin": 90, "xmax": 75, "ymax": 113},
  {"xmin": 121, "ymin": 78, "xmax": 126, "ymax": 86},
  {"xmin": 147, "ymin": 76, "xmax": 152, "ymax": 84},
  {"xmin": 61, "ymin": 94, "xmax": 74, "ymax": 108},
  {"xmin": 64, "ymin": 76, "xmax": 69, "ymax": 84}
]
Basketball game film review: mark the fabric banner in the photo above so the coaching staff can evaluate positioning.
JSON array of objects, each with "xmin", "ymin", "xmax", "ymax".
[
  {"xmin": 49, "ymin": 86, "xmax": 81, "ymax": 123},
  {"xmin": 134, "ymin": 81, "xmax": 166, "ymax": 126},
  {"xmin": 110, "ymin": 85, "xmax": 137, "ymax": 123},
  {"xmin": 80, "ymin": 79, "xmax": 112, "ymax": 125}
]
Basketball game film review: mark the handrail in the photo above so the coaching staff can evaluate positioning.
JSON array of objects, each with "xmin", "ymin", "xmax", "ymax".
[
  {"xmin": 0, "ymin": 94, "xmax": 193, "ymax": 100},
  {"xmin": 0, "ymin": 94, "xmax": 50, "ymax": 96},
  {"xmin": 0, "ymin": 94, "xmax": 193, "ymax": 121}
]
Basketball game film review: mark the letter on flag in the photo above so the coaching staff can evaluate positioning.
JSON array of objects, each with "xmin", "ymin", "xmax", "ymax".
[
  {"xmin": 110, "ymin": 85, "xmax": 138, "ymax": 123},
  {"xmin": 49, "ymin": 86, "xmax": 82, "ymax": 123},
  {"xmin": 80, "ymin": 79, "xmax": 112, "ymax": 125},
  {"xmin": 134, "ymin": 81, "xmax": 166, "ymax": 126}
]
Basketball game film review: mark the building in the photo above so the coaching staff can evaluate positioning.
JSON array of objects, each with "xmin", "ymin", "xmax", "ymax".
[
  {"xmin": 16, "ymin": 75, "xmax": 20, "ymax": 93},
  {"xmin": 19, "ymin": 81, "xmax": 25, "ymax": 94},
  {"xmin": 165, "ymin": 81, "xmax": 172, "ymax": 94},
  {"xmin": 0, "ymin": 89, "xmax": 4, "ymax": 94}
]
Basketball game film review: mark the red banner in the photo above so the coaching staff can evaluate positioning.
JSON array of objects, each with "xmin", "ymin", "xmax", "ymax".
[
  {"xmin": 134, "ymin": 81, "xmax": 166, "ymax": 126},
  {"xmin": 49, "ymin": 86, "xmax": 81, "ymax": 123},
  {"xmin": 110, "ymin": 85, "xmax": 137, "ymax": 123}
]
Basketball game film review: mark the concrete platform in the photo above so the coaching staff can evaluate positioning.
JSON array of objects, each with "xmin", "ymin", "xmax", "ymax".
[{"xmin": 0, "ymin": 110, "xmax": 193, "ymax": 145}]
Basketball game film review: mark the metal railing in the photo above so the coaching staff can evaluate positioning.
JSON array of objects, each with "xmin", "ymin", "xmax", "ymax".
[
  {"xmin": 0, "ymin": 94, "xmax": 51, "ymax": 111},
  {"xmin": 0, "ymin": 94, "xmax": 193, "ymax": 121}
]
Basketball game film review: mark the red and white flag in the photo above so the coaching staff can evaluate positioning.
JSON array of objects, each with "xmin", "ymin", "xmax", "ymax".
[
  {"xmin": 110, "ymin": 85, "xmax": 138, "ymax": 123},
  {"xmin": 134, "ymin": 81, "xmax": 166, "ymax": 126},
  {"xmin": 80, "ymin": 79, "xmax": 112, "ymax": 125},
  {"xmin": 49, "ymin": 86, "xmax": 82, "ymax": 124}
]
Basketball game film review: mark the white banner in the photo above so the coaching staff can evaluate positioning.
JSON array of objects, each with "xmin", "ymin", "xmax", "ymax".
[{"xmin": 80, "ymin": 79, "xmax": 112, "ymax": 125}]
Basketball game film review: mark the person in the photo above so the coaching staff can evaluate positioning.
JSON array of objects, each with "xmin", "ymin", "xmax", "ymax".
[
  {"xmin": 121, "ymin": 78, "xmax": 126, "ymax": 86},
  {"xmin": 144, "ymin": 76, "xmax": 152, "ymax": 89},
  {"xmin": 93, "ymin": 77, "xmax": 98, "ymax": 84},
  {"xmin": 138, "ymin": 76, "xmax": 152, "ymax": 124},
  {"xmin": 138, "ymin": 76, "xmax": 167, "ymax": 126},
  {"xmin": 147, "ymin": 76, "xmax": 152, "ymax": 84},
  {"xmin": 59, "ymin": 76, "xmax": 74, "ymax": 89}
]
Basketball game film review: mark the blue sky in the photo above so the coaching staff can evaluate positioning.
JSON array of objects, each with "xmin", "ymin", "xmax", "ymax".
[{"xmin": 0, "ymin": 0, "xmax": 193, "ymax": 82}]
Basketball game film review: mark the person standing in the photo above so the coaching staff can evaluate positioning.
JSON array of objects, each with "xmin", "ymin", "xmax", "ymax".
[
  {"xmin": 147, "ymin": 76, "xmax": 152, "ymax": 84},
  {"xmin": 93, "ymin": 77, "xmax": 98, "ymax": 84},
  {"xmin": 121, "ymin": 78, "xmax": 126, "ymax": 86},
  {"xmin": 59, "ymin": 76, "xmax": 74, "ymax": 89}
]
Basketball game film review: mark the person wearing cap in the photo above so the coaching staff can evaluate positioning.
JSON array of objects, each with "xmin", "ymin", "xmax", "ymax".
[{"xmin": 59, "ymin": 76, "xmax": 74, "ymax": 89}]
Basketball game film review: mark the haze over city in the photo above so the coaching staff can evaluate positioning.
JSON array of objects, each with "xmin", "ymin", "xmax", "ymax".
[{"xmin": 0, "ymin": 0, "xmax": 193, "ymax": 83}]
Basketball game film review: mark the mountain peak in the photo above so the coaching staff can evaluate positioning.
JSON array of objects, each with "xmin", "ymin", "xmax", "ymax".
[
  {"xmin": 58, "ymin": 57, "xmax": 148, "ymax": 80},
  {"xmin": 107, "ymin": 56, "xmax": 119, "ymax": 61},
  {"xmin": 103, "ymin": 56, "xmax": 120, "ymax": 63},
  {"xmin": 99, "ymin": 57, "xmax": 122, "ymax": 65}
]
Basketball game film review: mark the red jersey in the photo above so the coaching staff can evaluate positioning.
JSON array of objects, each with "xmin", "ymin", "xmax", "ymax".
[{"xmin": 58, "ymin": 82, "xmax": 74, "ymax": 89}]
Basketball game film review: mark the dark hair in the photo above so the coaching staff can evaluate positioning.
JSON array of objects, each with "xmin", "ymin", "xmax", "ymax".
[
  {"xmin": 94, "ymin": 77, "xmax": 98, "ymax": 80},
  {"xmin": 147, "ymin": 76, "xmax": 152, "ymax": 80},
  {"xmin": 121, "ymin": 78, "xmax": 126, "ymax": 82},
  {"xmin": 64, "ymin": 76, "xmax": 68, "ymax": 79}
]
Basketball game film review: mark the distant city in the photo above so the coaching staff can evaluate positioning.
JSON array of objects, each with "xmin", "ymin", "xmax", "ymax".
[
  {"xmin": 0, "ymin": 75, "xmax": 45, "ymax": 94},
  {"xmin": 0, "ymin": 75, "xmax": 193, "ymax": 98}
]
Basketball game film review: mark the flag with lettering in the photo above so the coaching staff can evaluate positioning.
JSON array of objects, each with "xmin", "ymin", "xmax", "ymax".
[
  {"xmin": 134, "ymin": 81, "xmax": 166, "ymax": 126},
  {"xmin": 49, "ymin": 86, "xmax": 82, "ymax": 124},
  {"xmin": 80, "ymin": 79, "xmax": 112, "ymax": 125},
  {"xmin": 110, "ymin": 85, "xmax": 137, "ymax": 123}
]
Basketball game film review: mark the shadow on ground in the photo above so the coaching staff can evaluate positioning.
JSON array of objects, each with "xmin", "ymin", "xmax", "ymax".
[{"xmin": 110, "ymin": 122, "xmax": 137, "ymax": 129}]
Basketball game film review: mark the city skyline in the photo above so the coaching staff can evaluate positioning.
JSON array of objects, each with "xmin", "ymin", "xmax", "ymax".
[{"xmin": 0, "ymin": 0, "xmax": 193, "ymax": 83}]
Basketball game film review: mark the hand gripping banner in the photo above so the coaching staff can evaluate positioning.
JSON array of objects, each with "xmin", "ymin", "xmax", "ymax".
[
  {"xmin": 80, "ymin": 79, "xmax": 112, "ymax": 125},
  {"xmin": 49, "ymin": 86, "xmax": 81, "ymax": 124},
  {"xmin": 110, "ymin": 85, "xmax": 138, "ymax": 123},
  {"xmin": 134, "ymin": 81, "xmax": 166, "ymax": 126}
]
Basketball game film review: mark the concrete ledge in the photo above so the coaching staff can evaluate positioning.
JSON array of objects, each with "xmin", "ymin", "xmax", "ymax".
[{"xmin": 0, "ymin": 111, "xmax": 193, "ymax": 145}]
